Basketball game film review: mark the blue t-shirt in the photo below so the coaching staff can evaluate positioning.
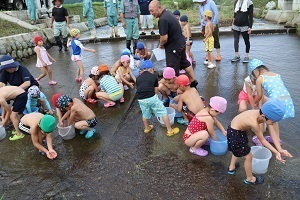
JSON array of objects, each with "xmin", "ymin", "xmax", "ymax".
[{"xmin": 138, "ymin": 0, "xmax": 151, "ymax": 15}]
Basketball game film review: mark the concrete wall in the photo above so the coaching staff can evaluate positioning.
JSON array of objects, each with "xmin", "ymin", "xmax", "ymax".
[
  {"xmin": 293, "ymin": 0, "xmax": 300, "ymax": 10},
  {"xmin": 278, "ymin": 0, "xmax": 300, "ymax": 10},
  {"xmin": 265, "ymin": 10, "xmax": 300, "ymax": 27}
]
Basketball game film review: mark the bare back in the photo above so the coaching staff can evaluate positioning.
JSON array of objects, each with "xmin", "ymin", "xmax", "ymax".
[
  {"xmin": 21, "ymin": 112, "xmax": 44, "ymax": 128},
  {"xmin": 231, "ymin": 110, "xmax": 261, "ymax": 131},
  {"xmin": 180, "ymin": 87, "xmax": 204, "ymax": 114},
  {"xmin": 159, "ymin": 78, "xmax": 178, "ymax": 92},
  {"xmin": 182, "ymin": 23, "xmax": 191, "ymax": 38},
  {"xmin": 0, "ymin": 86, "xmax": 25, "ymax": 101},
  {"xmin": 71, "ymin": 98, "xmax": 96, "ymax": 121}
]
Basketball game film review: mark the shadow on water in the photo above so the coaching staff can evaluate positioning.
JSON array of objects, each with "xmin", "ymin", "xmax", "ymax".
[{"xmin": 0, "ymin": 34, "xmax": 300, "ymax": 199}]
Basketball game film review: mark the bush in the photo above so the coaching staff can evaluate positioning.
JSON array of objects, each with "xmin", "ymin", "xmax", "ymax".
[{"xmin": 178, "ymin": 0, "xmax": 194, "ymax": 10}]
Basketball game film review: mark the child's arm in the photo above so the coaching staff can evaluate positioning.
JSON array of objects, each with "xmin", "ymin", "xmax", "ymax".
[
  {"xmin": 118, "ymin": 68, "xmax": 134, "ymax": 88},
  {"xmin": 31, "ymin": 127, "xmax": 51, "ymax": 158},
  {"xmin": 129, "ymin": 68, "xmax": 136, "ymax": 83},
  {"xmin": 25, "ymin": 94, "xmax": 32, "ymax": 113},
  {"xmin": 245, "ymin": 83, "xmax": 255, "ymax": 109},
  {"xmin": 0, "ymin": 100, "xmax": 11, "ymax": 126},
  {"xmin": 76, "ymin": 40, "xmax": 96, "ymax": 53},
  {"xmin": 171, "ymin": 94, "xmax": 183, "ymax": 112},
  {"xmin": 213, "ymin": 117, "xmax": 227, "ymax": 136},
  {"xmin": 61, "ymin": 110, "xmax": 71, "ymax": 123},
  {"xmin": 186, "ymin": 24, "xmax": 191, "ymax": 45},
  {"xmin": 110, "ymin": 61, "xmax": 120, "ymax": 76},
  {"xmin": 40, "ymin": 93, "xmax": 52, "ymax": 112},
  {"xmin": 67, "ymin": 109, "xmax": 76, "ymax": 126},
  {"xmin": 45, "ymin": 133, "xmax": 57, "ymax": 159},
  {"xmin": 206, "ymin": 118, "xmax": 217, "ymax": 141},
  {"xmin": 35, "ymin": 47, "xmax": 47, "ymax": 66},
  {"xmin": 254, "ymin": 76, "xmax": 263, "ymax": 105},
  {"xmin": 91, "ymin": 80, "xmax": 100, "ymax": 92},
  {"xmin": 46, "ymin": 51, "xmax": 56, "ymax": 63}
]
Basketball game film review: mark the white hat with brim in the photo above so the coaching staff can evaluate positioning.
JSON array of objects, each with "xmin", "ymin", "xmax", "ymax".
[
  {"xmin": 0, "ymin": 55, "xmax": 20, "ymax": 70},
  {"xmin": 193, "ymin": 0, "xmax": 206, "ymax": 2}
]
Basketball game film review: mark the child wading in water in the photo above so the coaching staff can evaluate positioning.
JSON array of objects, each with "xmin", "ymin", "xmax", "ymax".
[
  {"xmin": 183, "ymin": 96, "xmax": 227, "ymax": 156},
  {"xmin": 68, "ymin": 28, "xmax": 96, "ymax": 83},
  {"xmin": 34, "ymin": 35, "xmax": 57, "ymax": 85},
  {"xmin": 135, "ymin": 42, "xmax": 151, "ymax": 60},
  {"xmin": 227, "ymin": 99, "xmax": 290, "ymax": 185},
  {"xmin": 180, "ymin": 15, "xmax": 195, "ymax": 65},
  {"xmin": 79, "ymin": 66, "xmax": 100, "ymax": 104},
  {"xmin": 116, "ymin": 55, "xmax": 136, "ymax": 90},
  {"xmin": 136, "ymin": 60, "xmax": 179, "ymax": 136},
  {"xmin": 203, "ymin": 10, "xmax": 216, "ymax": 69}
]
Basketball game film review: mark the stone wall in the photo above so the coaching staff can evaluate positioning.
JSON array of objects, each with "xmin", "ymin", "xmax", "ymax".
[{"xmin": 264, "ymin": 10, "xmax": 300, "ymax": 27}]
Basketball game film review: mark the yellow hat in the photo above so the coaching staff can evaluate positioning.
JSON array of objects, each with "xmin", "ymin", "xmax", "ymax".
[
  {"xmin": 204, "ymin": 10, "xmax": 212, "ymax": 18},
  {"xmin": 70, "ymin": 28, "xmax": 80, "ymax": 37}
]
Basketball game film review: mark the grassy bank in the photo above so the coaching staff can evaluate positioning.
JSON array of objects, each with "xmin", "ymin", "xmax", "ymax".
[{"xmin": 0, "ymin": 19, "xmax": 31, "ymax": 38}]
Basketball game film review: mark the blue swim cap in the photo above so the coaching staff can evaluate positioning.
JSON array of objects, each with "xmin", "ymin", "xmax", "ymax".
[
  {"xmin": 140, "ymin": 60, "xmax": 153, "ymax": 70},
  {"xmin": 180, "ymin": 15, "xmax": 188, "ymax": 22},
  {"xmin": 137, "ymin": 42, "xmax": 144, "ymax": 50},
  {"xmin": 261, "ymin": 98, "xmax": 286, "ymax": 122},
  {"xmin": 173, "ymin": 10, "xmax": 180, "ymax": 16},
  {"xmin": 249, "ymin": 59, "xmax": 264, "ymax": 74},
  {"xmin": 120, "ymin": 51, "xmax": 130, "ymax": 57},
  {"xmin": 122, "ymin": 48, "xmax": 131, "ymax": 54}
]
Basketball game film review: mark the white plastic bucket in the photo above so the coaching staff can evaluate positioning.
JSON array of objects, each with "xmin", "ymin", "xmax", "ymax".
[
  {"xmin": 210, "ymin": 130, "xmax": 228, "ymax": 155},
  {"xmin": 251, "ymin": 146, "xmax": 272, "ymax": 174},
  {"xmin": 157, "ymin": 107, "xmax": 175, "ymax": 127},
  {"xmin": 152, "ymin": 48, "xmax": 166, "ymax": 61},
  {"xmin": 57, "ymin": 123, "xmax": 76, "ymax": 140},
  {"xmin": 0, "ymin": 125, "xmax": 6, "ymax": 140},
  {"xmin": 169, "ymin": 99, "xmax": 182, "ymax": 118}
]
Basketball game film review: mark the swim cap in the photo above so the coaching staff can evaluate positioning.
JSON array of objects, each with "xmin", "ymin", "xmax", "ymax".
[
  {"xmin": 176, "ymin": 75, "xmax": 190, "ymax": 86},
  {"xmin": 140, "ymin": 60, "xmax": 153, "ymax": 70},
  {"xmin": 39, "ymin": 115, "xmax": 56, "ymax": 133},
  {"xmin": 261, "ymin": 98, "xmax": 286, "ymax": 122},
  {"xmin": 122, "ymin": 48, "xmax": 131, "ymax": 54},
  {"xmin": 120, "ymin": 51, "xmax": 130, "ymax": 57},
  {"xmin": 51, "ymin": 93, "xmax": 62, "ymax": 108},
  {"xmin": 204, "ymin": 10, "xmax": 212, "ymax": 18},
  {"xmin": 209, "ymin": 96, "xmax": 227, "ymax": 113},
  {"xmin": 173, "ymin": 10, "xmax": 180, "ymax": 16},
  {"xmin": 249, "ymin": 59, "xmax": 264, "ymax": 74},
  {"xmin": 137, "ymin": 42, "xmax": 144, "ymax": 50},
  {"xmin": 121, "ymin": 55, "xmax": 130, "ymax": 63},
  {"xmin": 33, "ymin": 35, "xmax": 43, "ymax": 45},
  {"xmin": 163, "ymin": 67, "xmax": 176, "ymax": 79},
  {"xmin": 98, "ymin": 64, "xmax": 109, "ymax": 73},
  {"xmin": 70, "ymin": 28, "xmax": 80, "ymax": 37},
  {"xmin": 57, "ymin": 95, "xmax": 72, "ymax": 110},
  {"xmin": 180, "ymin": 15, "xmax": 188, "ymax": 22},
  {"xmin": 90, "ymin": 66, "xmax": 100, "ymax": 76},
  {"xmin": 28, "ymin": 85, "xmax": 40, "ymax": 98}
]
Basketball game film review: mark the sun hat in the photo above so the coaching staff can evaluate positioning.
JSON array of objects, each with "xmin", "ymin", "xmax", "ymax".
[
  {"xmin": 173, "ymin": 10, "xmax": 180, "ymax": 16},
  {"xmin": 249, "ymin": 58, "xmax": 264, "ymax": 74},
  {"xmin": 209, "ymin": 96, "xmax": 227, "ymax": 113},
  {"xmin": 57, "ymin": 95, "xmax": 72, "ymax": 110},
  {"xmin": 33, "ymin": 35, "xmax": 43, "ymax": 45},
  {"xmin": 140, "ymin": 60, "xmax": 153, "ymax": 70},
  {"xmin": 121, "ymin": 55, "xmax": 130, "ymax": 63},
  {"xmin": 163, "ymin": 67, "xmax": 176, "ymax": 79},
  {"xmin": 261, "ymin": 98, "xmax": 286, "ymax": 122},
  {"xmin": 70, "ymin": 28, "xmax": 80, "ymax": 37},
  {"xmin": 204, "ymin": 10, "xmax": 212, "ymax": 18},
  {"xmin": 180, "ymin": 15, "xmax": 188, "ymax": 22},
  {"xmin": 39, "ymin": 115, "xmax": 56, "ymax": 133},
  {"xmin": 28, "ymin": 85, "xmax": 40, "ymax": 98},
  {"xmin": 137, "ymin": 42, "xmax": 144, "ymax": 50},
  {"xmin": 193, "ymin": 0, "xmax": 206, "ymax": 3},
  {"xmin": 51, "ymin": 93, "xmax": 62, "ymax": 108},
  {"xmin": 0, "ymin": 55, "xmax": 20, "ymax": 70},
  {"xmin": 176, "ymin": 75, "xmax": 190, "ymax": 86},
  {"xmin": 98, "ymin": 64, "xmax": 109, "ymax": 73},
  {"xmin": 90, "ymin": 66, "xmax": 100, "ymax": 76}
]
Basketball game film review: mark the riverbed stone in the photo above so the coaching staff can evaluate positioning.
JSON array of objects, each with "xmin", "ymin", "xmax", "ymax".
[
  {"xmin": 17, "ymin": 50, "xmax": 23, "ymax": 59},
  {"xmin": 69, "ymin": 22, "xmax": 89, "ymax": 33},
  {"xmin": 21, "ymin": 41, "xmax": 28, "ymax": 49},
  {"xmin": 253, "ymin": 8, "xmax": 262, "ymax": 18},
  {"xmin": 15, "ymin": 41, "xmax": 23, "ymax": 50},
  {"xmin": 94, "ymin": 17, "xmax": 108, "ymax": 27},
  {"xmin": 0, "ymin": 44, "xmax": 6, "ymax": 55},
  {"xmin": 42, "ymin": 28, "xmax": 55, "ymax": 44},
  {"xmin": 11, "ymin": 50, "xmax": 17, "ymax": 59},
  {"xmin": 5, "ymin": 44, "xmax": 12, "ymax": 53},
  {"xmin": 9, "ymin": 42, "xmax": 17, "ymax": 51},
  {"xmin": 277, "ymin": 10, "xmax": 296, "ymax": 24},
  {"xmin": 28, "ymin": 47, "xmax": 33, "ymax": 56},
  {"xmin": 22, "ymin": 49, "xmax": 29, "ymax": 58}
]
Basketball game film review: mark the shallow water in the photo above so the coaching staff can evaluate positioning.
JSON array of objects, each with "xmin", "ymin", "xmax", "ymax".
[{"xmin": 0, "ymin": 34, "xmax": 299, "ymax": 199}]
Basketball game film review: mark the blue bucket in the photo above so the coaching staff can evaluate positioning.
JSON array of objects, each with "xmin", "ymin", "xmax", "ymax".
[{"xmin": 210, "ymin": 130, "xmax": 228, "ymax": 155}]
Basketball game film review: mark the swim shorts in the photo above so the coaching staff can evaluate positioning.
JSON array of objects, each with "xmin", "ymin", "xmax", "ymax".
[
  {"xmin": 138, "ymin": 94, "xmax": 167, "ymax": 119},
  {"xmin": 205, "ymin": 36, "xmax": 214, "ymax": 52},
  {"xmin": 86, "ymin": 117, "xmax": 97, "ymax": 128},
  {"xmin": 12, "ymin": 92, "xmax": 28, "ymax": 113},
  {"xmin": 227, "ymin": 126, "xmax": 251, "ymax": 157},
  {"xmin": 71, "ymin": 54, "xmax": 83, "ymax": 62},
  {"xmin": 18, "ymin": 122, "xmax": 30, "ymax": 134}
]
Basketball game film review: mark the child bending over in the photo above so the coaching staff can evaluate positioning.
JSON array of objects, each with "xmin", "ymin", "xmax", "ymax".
[
  {"xmin": 135, "ymin": 42, "xmax": 151, "ymax": 60},
  {"xmin": 116, "ymin": 55, "xmax": 136, "ymax": 90},
  {"xmin": 79, "ymin": 66, "xmax": 100, "ymax": 104}
]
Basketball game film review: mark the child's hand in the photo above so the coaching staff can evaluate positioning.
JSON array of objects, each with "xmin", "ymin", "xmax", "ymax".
[
  {"xmin": 52, "ymin": 58, "xmax": 56, "ymax": 63},
  {"xmin": 129, "ymin": 83, "xmax": 134, "ymax": 89},
  {"xmin": 42, "ymin": 61, "xmax": 47, "ymax": 66},
  {"xmin": 59, "ymin": 120, "xmax": 64, "ymax": 127},
  {"xmin": 91, "ymin": 49, "xmax": 96, "ymax": 53},
  {"xmin": 275, "ymin": 152, "xmax": 286, "ymax": 164},
  {"xmin": 48, "ymin": 110, "xmax": 54, "ymax": 115},
  {"xmin": 279, "ymin": 149, "xmax": 293, "ymax": 158},
  {"xmin": 222, "ymin": 130, "xmax": 227, "ymax": 136},
  {"xmin": 47, "ymin": 150, "xmax": 57, "ymax": 160},
  {"xmin": 203, "ymin": 39, "xmax": 206, "ymax": 43}
]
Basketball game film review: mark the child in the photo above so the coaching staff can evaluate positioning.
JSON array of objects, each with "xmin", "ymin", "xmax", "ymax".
[
  {"xmin": 110, "ymin": 49, "xmax": 136, "ymax": 76},
  {"xmin": 0, "ymin": 86, "xmax": 27, "ymax": 141},
  {"xmin": 116, "ymin": 55, "xmax": 136, "ymax": 90},
  {"xmin": 18, "ymin": 113, "xmax": 57, "ymax": 159},
  {"xmin": 51, "ymin": 93, "xmax": 71, "ymax": 128},
  {"xmin": 250, "ymin": 59, "xmax": 294, "ymax": 152},
  {"xmin": 96, "ymin": 64, "xmax": 124, "ymax": 107},
  {"xmin": 57, "ymin": 95, "xmax": 97, "ymax": 138},
  {"xmin": 34, "ymin": 35, "xmax": 57, "ymax": 85},
  {"xmin": 50, "ymin": 0, "xmax": 69, "ymax": 51},
  {"xmin": 68, "ymin": 28, "xmax": 96, "ymax": 83},
  {"xmin": 79, "ymin": 66, "xmax": 100, "ymax": 104},
  {"xmin": 135, "ymin": 42, "xmax": 151, "ymax": 60},
  {"xmin": 238, "ymin": 74, "xmax": 257, "ymax": 113},
  {"xmin": 136, "ymin": 60, "xmax": 179, "ymax": 136},
  {"xmin": 203, "ymin": 10, "xmax": 216, "ymax": 69},
  {"xmin": 180, "ymin": 15, "xmax": 195, "ymax": 66},
  {"xmin": 25, "ymin": 85, "xmax": 53, "ymax": 115},
  {"xmin": 173, "ymin": 10, "xmax": 180, "ymax": 21},
  {"xmin": 227, "ymin": 98, "xmax": 291, "ymax": 184},
  {"xmin": 158, "ymin": 67, "xmax": 179, "ymax": 107},
  {"xmin": 170, "ymin": 75, "xmax": 205, "ymax": 125},
  {"xmin": 183, "ymin": 96, "xmax": 227, "ymax": 156}
]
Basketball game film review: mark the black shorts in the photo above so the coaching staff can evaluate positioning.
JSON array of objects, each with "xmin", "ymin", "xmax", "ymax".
[
  {"xmin": 12, "ymin": 92, "xmax": 27, "ymax": 113},
  {"xmin": 86, "ymin": 117, "xmax": 97, "ymax": 128},
  {"xmin": 168, "ymin": 91, "xmax": 177, "ymax": 98},
  {"xmin": 18, "ymin": 122, "xmax": 30, "ymax": 134},
  {"xmin": 165, "ymin": 46, "xmax": 191, "ymax": 76},
  {"xmin": 227, "ymin": 126, "xmax": 251, "ymax": 157}
]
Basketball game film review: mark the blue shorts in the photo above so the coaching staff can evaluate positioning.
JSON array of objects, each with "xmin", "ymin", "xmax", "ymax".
[{"xmin": 138, "ymin": 95, "xmax": 167, "ymax": 119}]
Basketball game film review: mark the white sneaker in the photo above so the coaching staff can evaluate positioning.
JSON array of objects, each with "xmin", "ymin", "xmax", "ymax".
[
  {"xmin": 124, "ymin": 85, "xmax": 129, "ymax": 90},
  {"xmin": 203, "ymin": 60, "xmax": 209, "ymax": 65},
  {"xmin": 207, "ymin": 63, "xmax": 216, "ymax": 69}
]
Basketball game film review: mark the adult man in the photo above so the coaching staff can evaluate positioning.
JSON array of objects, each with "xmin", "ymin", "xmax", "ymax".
[
  {"xmin": 149, "ymin": 0, "xmax": 198, "ymax": 88},
  {"xmin": 104, "ymin": 0, "xmax": 120, "ymax": 38},
  {"xmin": 120, "ymin": 0, "xmax": 141, "ymax": 53},
  {"xmin": 83, "ymin": 0, "xmax": 96, "ymax": 38},
  {"xmin": 138, "ymin": 0, "xmax": 155, "ymax": 35},
  {"xmin": 193, "ymin": 0, "xmax": 222, "ymax": 61}
]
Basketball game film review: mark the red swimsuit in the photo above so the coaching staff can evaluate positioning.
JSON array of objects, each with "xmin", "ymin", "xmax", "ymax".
[{"xmin": 183, "ymin": 115, "xmax": 209, "ymax": 142}]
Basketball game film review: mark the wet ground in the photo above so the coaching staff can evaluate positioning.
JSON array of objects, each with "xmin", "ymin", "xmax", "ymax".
[{"xmin": 0, "ymin": 34, "xmax": 300, "ymax": 199}]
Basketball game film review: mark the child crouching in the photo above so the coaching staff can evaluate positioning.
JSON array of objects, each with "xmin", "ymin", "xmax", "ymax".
[{"xmin": 79, "ymin": 66, "xmax": 100, "ymax": 104}]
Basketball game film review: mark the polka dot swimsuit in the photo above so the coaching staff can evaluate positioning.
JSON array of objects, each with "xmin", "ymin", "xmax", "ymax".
[{"xmin": 183, "ymin": 115, "xmax": 209, "ymax": 142}]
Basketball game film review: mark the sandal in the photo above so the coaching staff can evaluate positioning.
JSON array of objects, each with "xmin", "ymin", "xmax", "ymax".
[
  {"xmin": 104, "ymin": 102, "xmax": 116, "ymax": 108},
  {"xmin": 252, "ymin": 136, "xmax": 263, "ymax": 146},
  {"xmin": 80, "ymin": 130, "xmax": 88, "ymax": 135},
  {"xmin": 120, "ymin": 97, "xmax": 125, "ymax": 103},
  {"xmin": 9, "ymin": 133, "xmax": 25, "ymax": 141},
  {"xmin": 166, "ymin": 127, "xmax": 180, "ymax": 137},
  {"xmin": 244, "ymin": 175, "xmax": 264, "ymax": 185},
  {"xmin": 49, "ymin": 81, "xmax": 57, "ymax": 85},
  {"xmin": 227, "ymin": 162, "xmax": 240, "ymax": 175},
  {"xmin": 85, "ymin": 128, "xmax": 95, "ymax": 139},
  {"xmin": 189, "ymin": 147, "xmax": 208, "ymax": 157},
  {"xmin": 265, "ymin": 135, "xmax": 283, "ymax": 146},
  {"xmin": 75, "ymin": 77, "xmax": 80, "ymax": 83},
  {"xmin": 86, "ymin": 98, "xmax": 98, "ymax": 104},
  {"xmin": 176, "ymin": 118, "xmax": 189, "ymax": 125},
  {"xmin": 144, "ymin": 125, "xmax": 154, "ymax": 134}
]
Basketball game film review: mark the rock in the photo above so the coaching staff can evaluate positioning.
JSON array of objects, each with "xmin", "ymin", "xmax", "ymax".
[
  {"xmin": 0, "ymin": 44, "xmax": 6, "ymax": 55},
  {"xmin": 21, "ymin": 41, "xmax": 28, "ymax": 49},
  {"xmin": 69, "ymin": 22, "xmax": 89, "ymax": 33},
  {"xmin": 266, "ymin": 1, "xmax": 276, "ymax": 10},
  {"xmin": 291, "ymin": 12, "xmax": 300, "ymax": 26},
  {"xmin": 28, "ymin": 47, "xmax": 33, "ymax": 56},
  {"xmin": 5, "ymin": 44, "xmax": 12, "ymax": 53},
  {"xmin": 15, "ymin": 41, "xmax": 23, "ymax": 50},
  {"xmin": 11, "ymin": 50, "xmax": 17, "ymax": 59},
  {"xmin": 277, "ymin": 10, "xmax": 296, "ymax": 24},
  {"xmin": 17, "ymin": 50, "xmax": 23, "ymax": 59},
  {"xmin": 42, "ymin": 28, "xmax": 55, "ymax": 44},
  {"xmin": 27, "ymin": 39, "xmax": 34, "ymax": 48},
  {"xmin": 94, "ymin": 17, "xmax": 108, "ymax": 27},
  {"xmin": 10, "ymin": 42, "xmax": 17, "ymax": 51},
  {"xmin": 253, "ymin": 8, "xmax": 262, "ymax": 18},
  {"xmin": 22, "ymin": 49, "xmax": 29, "ymax": 58}
]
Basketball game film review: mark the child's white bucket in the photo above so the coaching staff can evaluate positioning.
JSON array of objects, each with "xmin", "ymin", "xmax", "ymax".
[
  {"xmin": 152, "ymin": 48, "xmax": 166, "ymax": 61},
  {"xmin": 157, "ymin": 107, "xmax": 175, "ymax": 127},
  {"xmin": 169, "ymin": 99, "xmax": 182, "ymax": 118},
  {"xmin": 251, "ymin": 146, "xmax": 272, "ymax": 174},
  {"xmin": 0, "ymin": 125, "xmax": 6, "ymax": 140},
  {"xmin": 57, "ymin": 123, "xmax": 76, "ymax": 140}
]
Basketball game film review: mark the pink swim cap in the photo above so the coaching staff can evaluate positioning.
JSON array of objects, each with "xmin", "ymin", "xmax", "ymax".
[
  {"xmin": 120, "ymin": 55, "xmax": 130, "ymax": 63},
  {"xmin": 209, "ymin": 96, "xmax": 227, "ymax": 113},
  {"xmin": 163, "ymin": 67, "xmax": 176, "ymax": 79}
]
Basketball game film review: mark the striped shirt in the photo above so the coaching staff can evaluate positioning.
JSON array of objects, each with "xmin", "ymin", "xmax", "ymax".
[{"xmin": 100, "ymin": 75, "xmax": 121, "ymax": 94}]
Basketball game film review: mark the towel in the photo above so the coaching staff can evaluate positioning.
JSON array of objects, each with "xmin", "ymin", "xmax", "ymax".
[{"xmin": 234, "ymin": 0, "xmax": 253, "ymax": 13}]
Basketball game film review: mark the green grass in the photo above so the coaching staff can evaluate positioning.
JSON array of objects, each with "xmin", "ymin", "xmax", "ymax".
[
  {"xmin": 297, "ymin": 25, "xmax": 300, "ymax": 37},
  {"xmin": 0, "ymin": 18, "xmax": 32, "ymax": 38}
]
